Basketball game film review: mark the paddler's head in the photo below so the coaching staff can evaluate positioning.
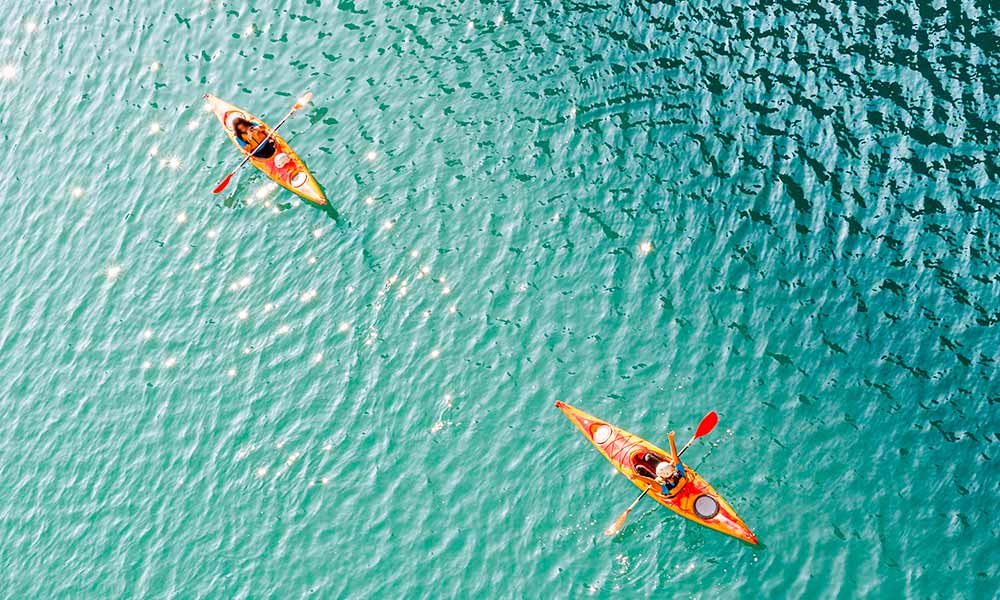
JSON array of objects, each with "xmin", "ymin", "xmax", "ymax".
[
  {"xmin": 232, "ymin": 117, "xmax": 251, "ymax": 136},
  {"xmin": 656, "ymin": 461, "xmax": 678, "ymax": 480}
]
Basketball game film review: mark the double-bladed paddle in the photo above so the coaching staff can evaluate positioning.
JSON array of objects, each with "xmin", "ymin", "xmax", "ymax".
[{"xmin": 212, "ymin": 92, "xmax": 313, "ymax": 194}]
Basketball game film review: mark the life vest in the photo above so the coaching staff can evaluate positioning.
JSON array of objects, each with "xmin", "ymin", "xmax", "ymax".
[{"xmin": 242, "ymin": 126, "xmax": 270, "ymax": 153}]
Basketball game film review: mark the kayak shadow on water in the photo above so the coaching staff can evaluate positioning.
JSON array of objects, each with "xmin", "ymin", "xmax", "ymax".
[
  {"xmin": 307, "ymin": 198, "xmax": 341, "ymax": 222},
  {"xmin": 320, "ymin": 203, "xmax": 340, "ymax": 221}
]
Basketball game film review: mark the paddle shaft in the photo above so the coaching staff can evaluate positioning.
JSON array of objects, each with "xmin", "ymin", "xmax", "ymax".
[
  {"xmin": 626, "ymin": 484, "xmax": 653, "ymax": 511},
  {"xmin": 678, "ymin": 435, "xmax": 697, "ymax": 457}
]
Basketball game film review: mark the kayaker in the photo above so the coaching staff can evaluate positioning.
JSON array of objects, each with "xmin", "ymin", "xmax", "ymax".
[
  {"xmin": 232, "ymin": 116, "xmax": 276, "ymax": 159},
  {"xmin": 655, "ymin": 431, "xmax": 687, "ymax": 496}
]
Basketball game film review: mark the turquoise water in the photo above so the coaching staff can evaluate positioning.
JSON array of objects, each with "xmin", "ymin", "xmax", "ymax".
[{"xmin": 1, "ymin": 0, "xmax": 998, "ymax": 596}]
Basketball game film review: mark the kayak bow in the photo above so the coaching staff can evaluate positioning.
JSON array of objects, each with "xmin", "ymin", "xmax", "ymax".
[
  {"xmin": 204, "ymin": 94, "xmax": 327, "ymax": 206},
  {"xmin": 555, "ymin": 401, "xmax": 757, "ymax": 544}
]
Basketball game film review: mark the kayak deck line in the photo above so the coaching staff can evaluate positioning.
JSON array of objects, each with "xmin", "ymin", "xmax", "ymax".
[{"xmin": 555, "ymin": 400, "xmax": 758, "ymax": 544}]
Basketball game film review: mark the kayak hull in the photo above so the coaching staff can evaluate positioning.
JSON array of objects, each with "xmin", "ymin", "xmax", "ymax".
[
  {"xmin": 555, "ymin": 401, "xmax": 757, "ymax": 544},
  {"xmin": 204, "ymin": 94, "xmax": 327, "ymax": 206}
]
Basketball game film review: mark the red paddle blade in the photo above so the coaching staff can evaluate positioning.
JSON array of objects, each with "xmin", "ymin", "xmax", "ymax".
[
  {"xmin": 213, "ymin": 172, "xmax": 234, "ymax": 194},
  {"xmin": 695, "ymin": 411, "xmax": 718, "ymax": 438}
]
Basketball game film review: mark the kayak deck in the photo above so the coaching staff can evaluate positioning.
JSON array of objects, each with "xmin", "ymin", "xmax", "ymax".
[
  {"xmin": 555, "ymin": 401, "xmax": 757, "ymax": 544},
  {"xmin": 204, "ymin": 94, "xmax": 327, "ymax": 206}
]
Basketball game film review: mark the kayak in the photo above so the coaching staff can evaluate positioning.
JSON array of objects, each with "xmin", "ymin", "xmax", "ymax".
[
  {"xmin": 555, "ymin": 401, "xmax": 757, "ymax": 544},
  {"xmin": 204, "ymin": 94, "xmax": 327, "ymax": 206}
]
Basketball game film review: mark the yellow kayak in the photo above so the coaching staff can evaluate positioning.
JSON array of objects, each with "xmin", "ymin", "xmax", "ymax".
[
  {"xmin": 556, "ymin": 401, "xmax": 758, "ymax": 544},
  {"xmin": 205, "ymin": 94, "xmax": 327, "ymax": 206}
]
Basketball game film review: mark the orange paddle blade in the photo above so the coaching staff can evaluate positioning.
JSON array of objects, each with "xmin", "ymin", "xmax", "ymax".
[
  {"xmin": 294, "ymin": 92, "xmax": 314, "ymax": 110},
  {"xmin": 605, "ymin": 508, "xmax": 633, "ymax": 536},
  {"xmin": 605, "ymin": 484, "xmax": 652, "ymax": 536}
]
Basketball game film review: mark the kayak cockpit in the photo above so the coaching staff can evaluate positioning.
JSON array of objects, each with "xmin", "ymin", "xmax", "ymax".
[{"xmin": 632, "ymin": 450, "xmax": 668, "ymax": 480}]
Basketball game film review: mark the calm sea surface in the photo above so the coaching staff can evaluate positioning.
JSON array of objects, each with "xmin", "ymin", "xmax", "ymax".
[{"xmin": 0, "ymin": 0, "xmax": 998, "ymax": 597}]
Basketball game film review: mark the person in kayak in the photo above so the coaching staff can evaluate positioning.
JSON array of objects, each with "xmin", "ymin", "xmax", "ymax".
[
  {"xmin": 655, "ymin": 431, "xmax": 687, "ymax": 496},
  {"xmin": 232, "ymin": 116, "xmax": 276, "ymax": 159}
]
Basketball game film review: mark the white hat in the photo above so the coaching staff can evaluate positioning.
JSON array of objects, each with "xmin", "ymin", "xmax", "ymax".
[{"xmin": 656, "ymin": 461, "xmax": 677, "ymax": 478}]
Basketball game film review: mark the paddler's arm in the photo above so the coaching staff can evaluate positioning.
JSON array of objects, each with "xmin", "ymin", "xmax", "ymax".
[
  {"xmin": 668, "ymin": 431, "xmax": 680, "ymax": 464},
  {"xmin": 668, "ymin": 431, "xmax": 686, "ymax": 478}
]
